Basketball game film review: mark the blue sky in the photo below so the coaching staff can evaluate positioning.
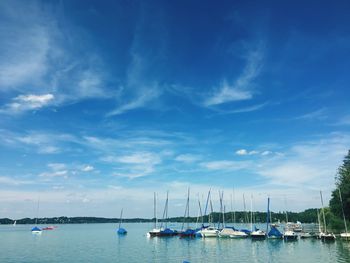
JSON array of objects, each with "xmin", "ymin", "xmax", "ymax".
[{"xmin": 0, "ymin": 0, "xmax": 350, "ymax": 219}]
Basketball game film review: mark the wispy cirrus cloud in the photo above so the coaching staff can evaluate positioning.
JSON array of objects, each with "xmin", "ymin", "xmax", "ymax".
[
  {"xmin": 1, "ymin": 94, "xmax": 54, "ymax": 114},
  {"xmin": 256, "ymin": 133, "xmax": 350, "ymax": 187},
  {"xmin": 0, "ymin": 1, "xmax": 111, "ymax": 114},
  {"xmin": 332, "ymin": 115, "xmax": 350, "ymax": 126},
  {"xmin": 204, "ymin": 46, "xmax": 264, "ymax": 107},
  {"xmin": 200, "ymin": 160, "xmax": 252, "ymax": 171},
  {"xmin": 103, "ymin": 152, "xmax": 161, "ymax": 179},
  {"xmin": 175, "ymin": 154, "xmax": 202, "ymax": 163},
  {"xmin": 294, "ymin": 108, "xmax": 328, "ymax": 121}
]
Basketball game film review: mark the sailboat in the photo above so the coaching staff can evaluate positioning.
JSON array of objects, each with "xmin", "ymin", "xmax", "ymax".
[
  {"xmin": 179, "ymin": 188, "xmax": 196, "ymax": 238},
  {"xmin": 283, "ymin": 198, "xmax": 298, "ymax": 241},
  {"xmin": 158, "ymin": 191, "xmax": 177, "ymax": 236},
  {"xmin": 338, "ymin": 188, "xmax": 350, "ymax": 240},
  {"xmin": 250, "ymin": 195, "xmax": 266, "ymax": 239},
  {"xmin": 318, "ymin": 191, "xmax": 336, "ymax": 241},
  {"xmin": 117, "ymin": 208, "xmax": 127, "ymax": 235},
  {"xmin": 149, "ymin": 191, "xmax": 177, "ymax": 237},
  {"xmin": 267, "ymin": 198, "xmax": 283, "ymax": 239},
  {"xmin": 199, "ymin": 190, "xmax": 219, "ymax": 238},
  {"xmin": 148, "ymin": 192, "xmax": 162, "ymax": 237},
  {"xmin": 13, "ymin": 220, "xmax": 16, "ymax": 226},
  {"xmin": 219, "ymin": 191, "xmax": 247, "ymax": 238},
  {"xmin": 31, "ymin": 198, "xmax": 42, "ymax": 235}
]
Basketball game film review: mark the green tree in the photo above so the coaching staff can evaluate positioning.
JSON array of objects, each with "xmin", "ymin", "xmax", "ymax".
[{"xmin": 329, "ymin": 150, "xmax": 350, "ymax": 219}]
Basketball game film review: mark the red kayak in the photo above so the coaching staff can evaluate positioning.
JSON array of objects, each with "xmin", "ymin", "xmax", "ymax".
[{"xmin": 42, "ymin": 226, "xmax": 56, "ymax": 230}]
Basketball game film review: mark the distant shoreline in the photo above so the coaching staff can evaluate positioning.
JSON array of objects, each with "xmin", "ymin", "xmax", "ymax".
[{"xmin": 0, "ymin": 208, "xmax": 320, "ymax": 224}]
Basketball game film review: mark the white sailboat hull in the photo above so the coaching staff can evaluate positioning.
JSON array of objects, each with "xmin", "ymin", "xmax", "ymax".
[
  {"xmin": 200, "ymin": 227, "xmax": 219, "ymax": 237},
  {"xmin": 340, "ymin": 233, "xmax": 350, "ymax": 239}
]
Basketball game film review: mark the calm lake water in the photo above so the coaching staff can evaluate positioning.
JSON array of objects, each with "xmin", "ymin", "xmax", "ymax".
[{"xmin": 1, "ymin": 223, "xmax": 350, "ymax": 263}]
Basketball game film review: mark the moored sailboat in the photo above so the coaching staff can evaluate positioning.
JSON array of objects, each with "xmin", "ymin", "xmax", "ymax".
[
  {"xmin": 179, "ymin": 188, "xmax": 196, "ymax": 238},
  {"xmin": 199, "ymin": 190, "xmax": 218, "ymax": 238},
  {"xmin": 283, "ymin": 199, "xmax": 298, "ymax": 241},
  {"xmin": 318, "ymin": 191, "xmax": 336, "ymax": 241},
  {"xmin": 250, "ymin": 195, "xmax": 266, "ymax": 239},
  {"xmin": 148, "ymin": 192, "xmax": 162, "ymax": 237},
  {"xmin": 117, "ymin": 208, "xmax": 127, "ymax": 235},
  {"xmin": 338, "ymin": 188, "xmax": 350, "ymax": 240},
  {"xmin": 31, "ymin": 198, "xmax": 42, "ymax": 235},
  {"xmin": 267, "ymin": 198, "xmax": 283, "ymax": 239}
]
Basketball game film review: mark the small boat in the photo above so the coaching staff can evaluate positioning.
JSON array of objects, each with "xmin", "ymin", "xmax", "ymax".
[
  {"xmin": 340, "ymin": 233, "xmax": 350, "ymax": 240},
  {"xmin": 267, "ymin": 198, "xmax": 283, "ymax": 239},
  {"xmin": 13, "ymin": 220, "xmax": 17, "ymax": 226},
  {"xmin": 42, "ymin": 226, "xmax": 55, "ymax": 230},
  {"xmin": 31, "ymin": 198, "xmax": 42, "ymax": 235},
  {"xmin": 200, "ymin": 226, "xmax": 219, "ymax": 237},
  {"xmin": 31, "ymin": 226, "xmax": 42, "ymax": 235},
  {"xmin": 199, "ymin": 190, "xmax": 218, "ymax": 238},
  {"xmin": 251, "ymin": 229, "xmax": 266, "ymax": 239},
  {"xmin": 148, "ymin": 192, "xmax": 177, "ymax": 237},
  {"xmin": 318, "ymin": 191, "xmax": 336, "ymax": 242},
  {"xmin": 229, "ymin": 230, "xmax": 248, "ymax": 238},
  {"xmin": 117, "ymin": 208, "xmax": 127, "ymax": 235},
  {"xmin": 179, "ymin": 189, "xmax": 196, "ymax": 238},
  {"xmin": 319, "ymin": 232, "xmax": 336, "ymax": 241},
  {"xmin": 148, "ymin": 192, "xmax": 162, "ymax": 237},
  {"xmin": 293, "ymin": 221, "xmax": 303, "ymax": 232},
  {"xmin": 283, "ymin": 230, "xmax": 298, "ymax": 241},
  {"xmin": 268, "ymin": 225, "xmax": 283, "ymax": 239},
  {"xmin": 300, "ymin": 232, "xmax": 316, "ymax": 239}
]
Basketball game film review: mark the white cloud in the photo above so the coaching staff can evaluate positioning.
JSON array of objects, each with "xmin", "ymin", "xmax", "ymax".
[
  {"xmin": 0, "ymin": 1, "xmax": 110, "ymax": 113},
  {"xmin": 107, "ymin": 84, "xmax": 160, "ymax": 116},
  {"xmin": 205, "ymin": 80, "xmax": 253, "ymax": 106},
  {"xmin": 333, "ymin": 115, "xmax": 350, "ymax": 126},
  {"xmin": 236, "ymin": 149, "xmax": 248, "ymax": 155},
  {"xmin": 256, "ymin": 133, "xmax": 350, "ymax": 187},
  {"xmin": 261, "ymin": 150, "xmax": 272, "ymax": 156},
  {"xmin": 103, "ymin": 152, "xmax": 162, "ymax": 179},
  {"xmin": 204, "ymin": 46, "xmax": 263, "ymax": 106},
  {"xmin": 236, "ymin": 149, "xmax": 259, "ymax": 155},
  {"xmin": 115, "ymin": 152, "xmax": 161, "ymax": 165},
  {"xmin": 39, "ymin": 170, "xmax": 68, "ymax": 178},
  {"xmin": 200, "ymin": 160, "xmax": 251, "ymax": 171},
  {"xmin": 1, "ymin": 93, "xmax": 54, "ymax": 113},
  {"xmin": 81, "ymin": 165, "xmax": 94, "ymax": 172},
  {"xmin": 294, "ymin": 108, "xmax": 327, "ymax": 121},
  {"xmin": 175, "ymin": 154, "xmax": 201, "ymax": 163},
  {"xmin": 0, "ymin": 176, "xmax": 32, "ymax": 185},
  {"xmin": 48, "ymin": 163, "xmax": 67, "ymax": 171}
]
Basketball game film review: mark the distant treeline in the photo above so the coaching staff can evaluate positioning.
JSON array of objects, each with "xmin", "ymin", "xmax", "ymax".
[{"xmin": 0, "ymin": 208, "xmax": 319, "ymax": 225}]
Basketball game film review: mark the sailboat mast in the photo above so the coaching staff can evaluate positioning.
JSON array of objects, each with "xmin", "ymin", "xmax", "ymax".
[
  {"xmin": 154, "ymin": 192, "xmax": 157, "ymax": 229},
  {"xmin": 210, "ymin": 198, "xmax": 214, "ymax": 226},
  {"xmin": 230, "ymin": 194, "xmax": 234, "ymax": 224},
  {"xmin": 339, "ymin": 188, "xmax": 348, "ymax": 234},
  {"xmin": 233, "ymin": 188, "xmax": 236, "ymax": 224},
  {"xmin": 220, "ymin": 191, "xmax": 225, "ymax": 228},
  {"xmin": 204, "ymin": 189, "xmax": 211, "ymax": 223},
  {"xmin": 119, "ymin": 208, "xmax": 123, "ymax": 229},
  {"xmin": 187, "ymin": 188, "xmax": 190, "ymax": 230},
  {"xmin": 250, "ymin": 195, "xmax": 253, "ymax": 232},
  {"xmin": 284, "ymin": 197, "xmax": 289, "ymax": 223},
  {"xmin": 165, "ymin": 191, "xmax": 169, "ymax": 229},
  {"xmin": 35, "ymin": 197, "xmax": 40, "ymax": 225},
  {"xmin": 198, "ymin": 197, "xmax": 203, "ymax": 225},
  {"xmin": 317, "ymin": 209, "xmax": 322, "ymax": 233},
  {"xmin": 320, "ymin": 191, "xmax": 327, "ymax": 233},
  {"xmin": 266, "ymin": 197, "xmax": 270, "ymax": 234}
]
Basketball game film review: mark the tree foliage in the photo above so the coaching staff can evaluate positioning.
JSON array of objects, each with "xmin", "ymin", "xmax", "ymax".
[{"xmin": 329, "ymin": 149, "xmax": 350, "ymax": 219}]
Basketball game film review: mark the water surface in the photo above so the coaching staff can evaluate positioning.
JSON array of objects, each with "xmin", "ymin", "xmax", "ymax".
[{"xmin": 1, "ymin": 223, "xmax": 350, "ymax": 262}]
